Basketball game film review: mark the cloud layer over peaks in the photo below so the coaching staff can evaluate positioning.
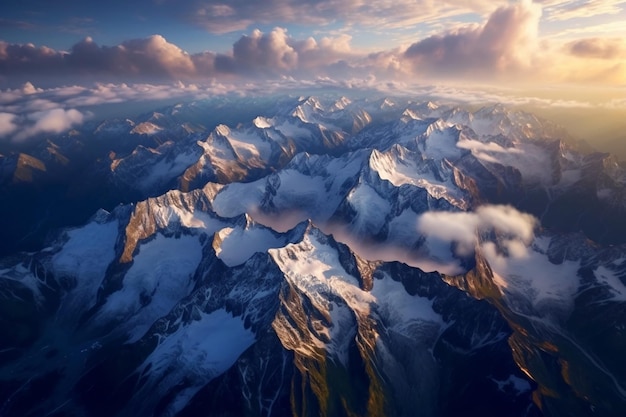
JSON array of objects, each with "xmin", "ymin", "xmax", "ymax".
[{"xmin": 14, "ymin": 108, "xmax": 85, "ymax": 141}]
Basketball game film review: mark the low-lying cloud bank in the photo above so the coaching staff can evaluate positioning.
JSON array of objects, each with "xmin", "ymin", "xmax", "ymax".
[
  {"xmin": 14, "ymin": 108, "xmax": 85, "ymax": 142},
  {"xmin": 0, "ymin": 81, "xmax": 221, "ymax": 142},
  {"xmin": 1, "ymin": 76, "xmax": 624, "ymax": 144}
]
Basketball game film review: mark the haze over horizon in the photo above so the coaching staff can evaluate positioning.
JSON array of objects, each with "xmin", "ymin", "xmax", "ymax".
[{"xmin": 1, "ymin": 0, "xmax": 625, "ymax": 157}]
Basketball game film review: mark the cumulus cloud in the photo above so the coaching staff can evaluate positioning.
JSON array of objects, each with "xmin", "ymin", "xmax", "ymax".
[
  {"xmin": 567, "ymin": 38, "xmax": 626, "ymax": 59},
  {"xmin": 230, "ymin": 28, "xmax": 298, "ymax": 72},
  {"xmin": 0, "ymin": 41, "xmax": 65, "ymax": 75},
  {"xmin": 0, "ymin": 35, "xmax": 202, "ymax": 86},
  {"xmin": 403, "ymin": 0, "xmax": 542, "ymax": 78},
  {"xmin": 22, "ymin": 81, "xmax": 42, "ymax": 95},
  {"xmin": 416, "ymin": 205, "xmax": 538, "ymax": 260},
  {"xmin": 67, "ymin": 35, "xmax": 196, "ymax": 77},
  {"xmin": 12, "ymin": 108, "xmax": 86, "ymax": 142},
  {"xmin": 214, "ymin": 28, "xmax": 358, "ymax": 76},
  {"xmin": 0, "ymin": 30, "xmax": 359, "ymax": 85}
]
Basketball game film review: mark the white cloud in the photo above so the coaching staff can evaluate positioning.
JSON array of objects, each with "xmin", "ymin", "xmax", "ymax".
[
  {"xmin": 28, "ymin": 108, "xmax": 84, "ymax": 133},
  {"xmin": 476, "ymin": 205, "xmax": 537, "ymax": 243},
  {"xmin": 417, "ymin": 211, "xmax": 480, "ymax": 255},
  {"xmin": 416, "ymin": 205, "xmax": 538, "ymax": 261},
  {"xmin": 22, "ymin": 81, "xmax": 41, "ymax": 95},
  {"xmin": 232, "ymin": 28, "xmax": 298, "ymax": 71},
  {"xmin": 13, "ymin": 108, "xmax": 85, "ymax": 141},
  {"xmin": 403, "ymin": 0, "xmax": 542, "ymax": 79},
  {"xmin": 0, "ymin": 112, "xmax": 17, "ymax": 137}
]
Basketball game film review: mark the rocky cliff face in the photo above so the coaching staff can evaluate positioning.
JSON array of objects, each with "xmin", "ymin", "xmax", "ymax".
[{"xmin": 446, "ymin": 233, "xmax": 626, "ymax": 417}]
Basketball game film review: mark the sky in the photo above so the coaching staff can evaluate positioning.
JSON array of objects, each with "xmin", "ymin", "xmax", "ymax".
[{"xmin": 0, "ymin": 0, "xmax": 625, "ymax": 154}]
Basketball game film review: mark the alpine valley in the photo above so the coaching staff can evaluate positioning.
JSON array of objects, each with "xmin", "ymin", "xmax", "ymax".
[{"xmin": 1, "ymin": 94, "xmax": 625, "ymax": 417}]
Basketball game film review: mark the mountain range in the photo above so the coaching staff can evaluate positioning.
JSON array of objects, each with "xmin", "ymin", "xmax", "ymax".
[{"xmin": 1, "ymin": 94, "xmax": 625, "ymax": 417}]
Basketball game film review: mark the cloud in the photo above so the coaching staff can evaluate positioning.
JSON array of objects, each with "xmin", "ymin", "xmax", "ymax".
[
  {"xmin": 0, "ymin": 81, "xmax": 241, "ymax": 117},
  {"xmin": 538, "ymin": 0, "xmax": 625, "ymax": 21},
  {"xmin": 417, "ymin": 211, "xmax": 481, "ymax": 256},
  {"xmin": 456, "ymin": 139, "xmax": 524, "ymax": 164},
  {"xmin": 1, "ymin": 77, "xmax": 623, "ymax": 144},
  {"xmin": 214, "ymin": 28, "xmax": 357, "ymax": 76},
  {"xmin": 29, "ymin": 108, "xmax": 84, "ymax": 132},
  {"xmin": 67, "ymin": 35, "xmax": 196, "ymax": 77},
  {"xmin": 0, "ymin": 30, "xmax": 359, "ymax": 85},
  {"xmin": 0, "ymin": 80, "xmax": 239, "ymax": 141},
  {"xmin": 231, "ymin": 28, "xmax": 298, "ymax": 72},
  {"xmin": 606, "ymin": 97, "xmax": 626, "ymax": 109},
  {"xmin": 1, "ymin": 4, "xmax": 624, "ymax": 88},
  {"xmin": 416, "ymin": 205, "xmax": 538, "ymax": 259},
  {"xmin": 12, "ymin": 108, "xmax": 86, "ymax": 141},
  {"xmin": 567, "ymin": 38, "xmax": 626, "ymax": 59},
  {"xmin": 0, "ymin": 41, "xmax": 66, "ymax": 75},
  {"xmin": 0, "ymin": 112, "xmax": 17, "ymax": 136},
  {"xmin": 0, "ymin": 18, "xmax": 37, "ymax": 30},
  {"xmin": 403, "ymin": 0, "xmax": 542, "ymax": 79},
  {"xmin": 22, "ymin": 81, "xmax": 42, "ymax": 95},
  {"xmin": 0, "ymin": 36, "xmax": 201, "ymax": 86},
  {"xmin": 179, "ymin": 0, "xmax": 501, "ymax": 34}
]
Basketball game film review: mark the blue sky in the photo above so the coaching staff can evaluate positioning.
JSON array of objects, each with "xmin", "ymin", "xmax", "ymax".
[
  {"xmin": 0, "ymin": 0, "xmax": 486, "ymax": 53},
  {"xmin": 0, "ymin": 0, "xmax": 233, "ymax": 52}
]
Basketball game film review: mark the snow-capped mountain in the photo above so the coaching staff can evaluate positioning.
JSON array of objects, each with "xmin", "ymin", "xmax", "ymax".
[{"xmin": 0, "ymin": 94, "xmax": 625, "ymax": 417}]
